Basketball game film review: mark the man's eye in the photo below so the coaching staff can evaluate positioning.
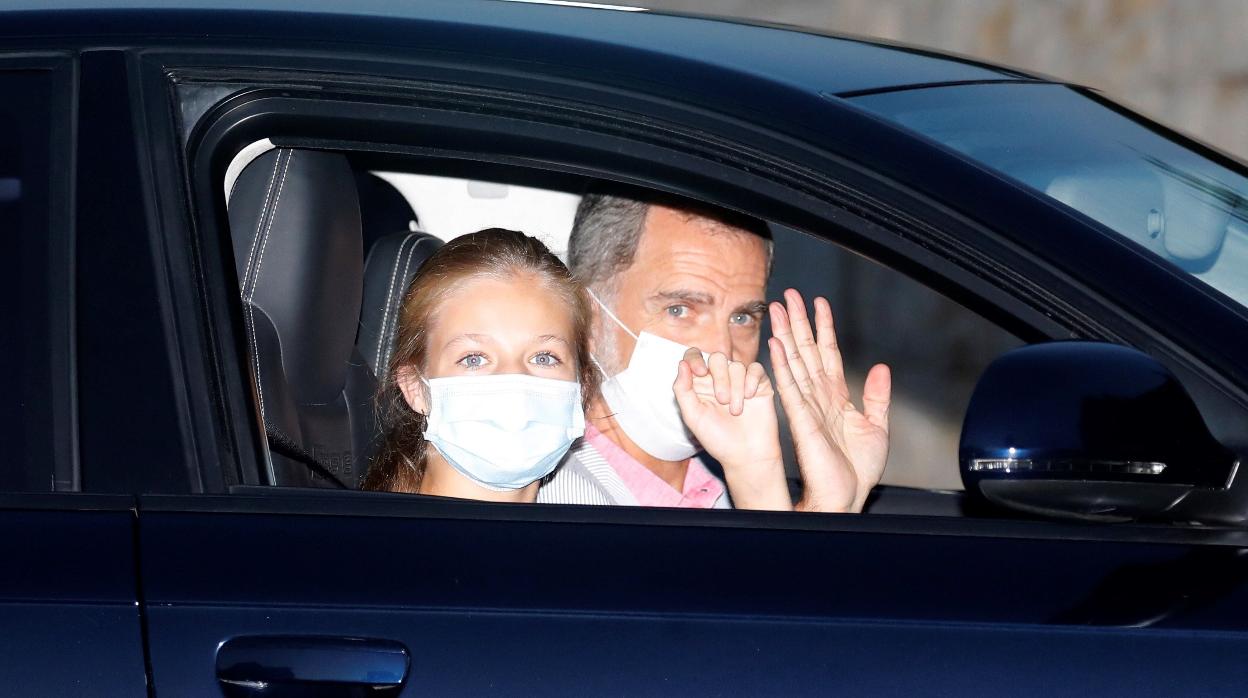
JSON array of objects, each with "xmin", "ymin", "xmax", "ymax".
[
  {"xmin": 530, "ymin": 352, "xmax": 562, "ymax": 367},
  {"xmin": 457, "ymin": 353, "xmax": 488, "ymax": 368},
  {"xmin": 666, "ymin": 305, "xmax": 690, "ymax": 318},
  {"xmin": 729, "ymin": 312, "xmax": 755, "ymax": 326}
]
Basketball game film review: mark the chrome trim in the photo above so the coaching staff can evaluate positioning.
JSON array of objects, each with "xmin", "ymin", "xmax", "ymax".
[{"xmin": 968, "ymin": 458, "xmax": 1167, "ymax": 476}]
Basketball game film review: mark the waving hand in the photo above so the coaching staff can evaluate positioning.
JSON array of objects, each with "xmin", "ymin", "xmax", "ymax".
[{"xmin": 768, "ymin": 289, "xmax": 891, "ymax": 513}]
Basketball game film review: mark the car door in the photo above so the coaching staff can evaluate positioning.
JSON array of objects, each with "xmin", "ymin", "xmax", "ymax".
[
  {"xmin": 0, "ymin": 495, "xmax": 145, "ymax": 696},
  {"xmin": 129, "ymin": 38, "xmax": 1248, "ymax": 697},
  {"xmin": 0, "ymin": 53, "xmax": 149, "ymax": 696},
  {"xmin": 136, "ymin": 491, "xmax": 1248, "ymax": 696}
]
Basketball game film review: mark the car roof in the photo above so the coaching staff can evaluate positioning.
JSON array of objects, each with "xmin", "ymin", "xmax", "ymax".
[{"xmin": 6, "ymin": 0, "xmax": 1040, "ymax": 97}]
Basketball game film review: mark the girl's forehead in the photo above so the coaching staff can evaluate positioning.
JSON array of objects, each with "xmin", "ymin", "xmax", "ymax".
[{"xmin": 429, "ymin": 274, "xmax": 576, "ymax": 339}]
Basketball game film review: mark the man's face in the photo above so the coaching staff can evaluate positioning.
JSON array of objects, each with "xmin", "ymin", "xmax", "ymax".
[{"xmin": 598, "ymin": 204, "xmax": 769, "ymax": 371}]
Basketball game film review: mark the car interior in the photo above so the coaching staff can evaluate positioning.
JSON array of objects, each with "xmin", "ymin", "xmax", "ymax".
[{"xmin": 222, "ymin": 142, "xmax": 1024, "ymax": 513}]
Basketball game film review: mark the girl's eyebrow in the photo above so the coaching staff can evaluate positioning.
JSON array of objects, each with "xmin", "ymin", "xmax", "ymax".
[
  {"xmin": 443, "ymin": 333, "xmax": 490, "ymax": 349},
  {"xmin": 444, "ymin": 333, "xmax": 570, "ymax": 349},
  {"xmin": 536, "ymin": 334, "xmax": 572, "ymax": 346}
]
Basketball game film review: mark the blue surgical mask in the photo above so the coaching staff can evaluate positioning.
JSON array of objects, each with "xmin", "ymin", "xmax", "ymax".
[{"xmin": 422, "ymin": 374, "xmax": 585, "ymax": 491}]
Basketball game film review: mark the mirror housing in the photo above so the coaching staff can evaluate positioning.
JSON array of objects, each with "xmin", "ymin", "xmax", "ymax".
[{"xmin": 960, "ymin": 342, "xmax": 1238, "ymax": 522}]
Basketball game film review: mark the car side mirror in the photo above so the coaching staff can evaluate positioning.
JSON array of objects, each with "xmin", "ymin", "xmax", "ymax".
[{"xmin": 960, "ymin": 342, "xmax": 1238, "ymax": 522}]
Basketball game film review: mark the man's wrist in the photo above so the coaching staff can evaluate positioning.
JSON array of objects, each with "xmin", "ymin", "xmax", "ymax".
[
  {"xmin": 721, "ymin": 456, "xmax": 791, "ymax": 511},
  {"xmin": 796, "ymin": 485, "xmax": 856, "ymax": 514}
]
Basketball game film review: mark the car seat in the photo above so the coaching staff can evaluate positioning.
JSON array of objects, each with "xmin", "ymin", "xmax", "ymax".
[
  {"xmin": 227, "ymin": 148, "xmax": 377, "ymax": 488},
  {"xmin": 357, "ymin": 231, "xmax": 444, "ymax": 378},
  {"xmin": 354, "ymin": 172, "xmax": 444, "ymax": 379}
]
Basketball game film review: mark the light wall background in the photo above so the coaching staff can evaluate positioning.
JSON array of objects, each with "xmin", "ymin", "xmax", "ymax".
[{"xmin": 644, "ymin": 0, "xmax": 1248, "ymax": 160}]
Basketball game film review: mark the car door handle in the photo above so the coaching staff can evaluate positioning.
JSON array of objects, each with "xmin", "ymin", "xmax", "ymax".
[{"xmin": 216, "ymin": 636, "xmax": 410, "ymax": 697}]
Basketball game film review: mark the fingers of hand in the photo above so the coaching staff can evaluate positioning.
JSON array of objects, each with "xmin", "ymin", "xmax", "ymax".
[
  {"xmin": 729, "ymin": 360, "xmax": 747, "ymax": 415},
  {"xmin": 674, "ymin": 359, "xmax": 693, "ymax": 392},
  {"xmin": 783, "ymin": 288, "xmax": 824, "ymax": 377},
  {"xmin": 862, "ymin": 363, "xmax": 892, "ymax": 433},
  {"xmin": 813, "ymin": 296, "xmax": 847, "ymax": 388},
  {"xmin": 768, "ymin": 299, "xmax": 791, "ymax": 336},
  {"xmin": 769, "ymin": 337, "xmax": 814, "ymax": 423},
  {"xmin": 769, "ymin": 299, "xmax": 813, "ymax": 393},
  {"xmin": 767, "ymin": 337, "xmax": 795, "ymax": 390},
  {"xmin": 707, "ymin": 352, "xmax": 731, "ymax": 404},
  {"xmin": 683, "ymin": 346, "xmax": 709, "ymax": 377},
  {"xmin": 673, "ymin": 360, "xmax": 704, "ymax": 418},
  {"xmin": 746, "ymin": 361, "xmax": 767, "ymax": 399},
  {"xmin": 683, "ymin": 354, "xmax": 767, "ymax": 420}
]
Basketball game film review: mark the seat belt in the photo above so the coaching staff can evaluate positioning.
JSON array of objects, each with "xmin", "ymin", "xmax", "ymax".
[{"xmin": 264, "ymin": 422, "xmax": 350, "ymax": 489}]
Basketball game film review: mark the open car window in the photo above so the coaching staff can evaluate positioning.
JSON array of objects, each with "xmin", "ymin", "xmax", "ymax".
[
  {"xmin": 368, "ymin": 169, "xmax": 1023, "ymax": 492},
  {"xmin": 219, "ymin": 143, "xmax": 1022, "ymax": 511}
]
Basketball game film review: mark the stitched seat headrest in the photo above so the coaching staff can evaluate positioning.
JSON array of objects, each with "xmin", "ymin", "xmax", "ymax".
[
  {"xmin": 227, "ymin": 148, "xmax": 363, "ymax": 404},
  {"xmin": 360, "ymin": 231, "xmax": 444, "ymax": 378}
]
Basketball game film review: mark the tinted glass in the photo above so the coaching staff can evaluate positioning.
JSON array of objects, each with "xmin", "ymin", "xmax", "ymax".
[
  {"xmin": 853, "ymin": 83, "xmax": 1248, "ymax": 310},
  {"xmin": 0, "ymin": 68, "xmax": 68, "ymax": 491}
]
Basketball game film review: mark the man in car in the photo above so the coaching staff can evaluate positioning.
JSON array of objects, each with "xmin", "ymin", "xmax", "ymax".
[{"xmin": 538, "ymin": 185, "xmax": 892, "ymax": 512}]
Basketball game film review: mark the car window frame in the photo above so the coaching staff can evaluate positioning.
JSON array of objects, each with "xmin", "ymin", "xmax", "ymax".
[
  {"xmin": 187, "ymin": 88, "xmax": 1067, "ymax": 486},
  {"xmin": 136, "ymin": 53, "xmax": 1248, "ymax": 543}
]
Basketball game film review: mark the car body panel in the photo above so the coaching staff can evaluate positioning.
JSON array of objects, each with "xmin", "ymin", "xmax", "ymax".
[
  {"xmin": 139, "ymin": 496, "xmax": 1248, "ymax": 694},
  {"xmin": 3, "ymin": 2, "xmax": 1248, "ymax": 694},
  {"xmin": 0, "ymin": 498, "xmax": 147, "ymax": 695},
  {"xmin": 5, "ymin": 0, "xmax": 1026, "ymax": 96},
  {"xmin": 150, "ymin": 605, "xmax": 1248, "ymax": 696}
]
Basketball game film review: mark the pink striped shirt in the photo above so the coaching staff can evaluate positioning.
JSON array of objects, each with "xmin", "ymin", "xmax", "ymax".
[{"xmin": 582, "ymin": 425, "xmax": 725, "ymax": 509}]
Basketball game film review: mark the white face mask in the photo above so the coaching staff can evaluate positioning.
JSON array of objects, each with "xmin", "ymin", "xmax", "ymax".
[
  {"xmin": 590, "ymin": 290, "xmax": 705, "ymax": 462},
  {"xmin": 422, "ymin": 374, "xmax": 585, "ymax": 491}
]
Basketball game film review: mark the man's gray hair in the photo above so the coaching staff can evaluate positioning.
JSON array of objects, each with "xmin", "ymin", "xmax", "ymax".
[
  {"xmin": 567, "ymin": 192, "xmax": 649, "ymax": 299},
  {"xmin": 567, "ymin": 184, "xmax": 773, "ymax": 299}
]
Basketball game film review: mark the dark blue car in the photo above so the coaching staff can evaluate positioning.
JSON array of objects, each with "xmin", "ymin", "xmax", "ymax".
[{"xmin": 3, "ymin": 1, "xmax": 1248, "ymax": 695}]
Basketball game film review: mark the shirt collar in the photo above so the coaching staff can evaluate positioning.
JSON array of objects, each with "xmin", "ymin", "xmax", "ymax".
[{"xmin": 583, "ymin": 424, "xmax": 725, "ymax": 508}]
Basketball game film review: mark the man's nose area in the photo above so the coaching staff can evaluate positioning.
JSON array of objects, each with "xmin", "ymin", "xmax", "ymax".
[{"xmin": 698, "ymin": 322, "xmax": 735, "ymax": 359}]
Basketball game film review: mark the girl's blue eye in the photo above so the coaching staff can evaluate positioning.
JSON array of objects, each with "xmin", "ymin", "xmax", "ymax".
[
  {"xmin": 458, "ymin": 353, "xmax": 487, "ymax": 368},
  {"xmin": 530, "ymin": 352, "xmax": 561, "ymax": 367}
]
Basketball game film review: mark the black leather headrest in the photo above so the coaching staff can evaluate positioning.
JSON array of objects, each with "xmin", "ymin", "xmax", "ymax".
[
  {"xmin": 359, "ymin": 231, "xmax": 443, "ymax": 377},
  {"xmin": 228, "ymin": 148, "xmax": 363, "ymax": 403}
]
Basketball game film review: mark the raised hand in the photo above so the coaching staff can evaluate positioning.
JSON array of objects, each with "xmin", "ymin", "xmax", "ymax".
[
  {"xmin": 673, "ymin": 347, "xmax": 791, "ymax": 511},
  {"xmin": 768, "ymin": 289, "xmax": 891, "ymax": 513}
]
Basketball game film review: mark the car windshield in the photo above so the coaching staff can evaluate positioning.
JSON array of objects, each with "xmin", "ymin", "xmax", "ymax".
[{"xmin": 851, "ymin": 83, "xmax": 1248, "ymax": 311}]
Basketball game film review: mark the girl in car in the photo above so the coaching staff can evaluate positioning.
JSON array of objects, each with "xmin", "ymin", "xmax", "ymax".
[{"xmin": 362, "ymin": 228, "xmax": 598, "ymax": 502}]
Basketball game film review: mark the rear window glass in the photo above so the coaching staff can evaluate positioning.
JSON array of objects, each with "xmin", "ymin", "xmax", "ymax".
[{"xmin": 0, "ymin": 67, "xmax": 70, "ymax": 491}]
